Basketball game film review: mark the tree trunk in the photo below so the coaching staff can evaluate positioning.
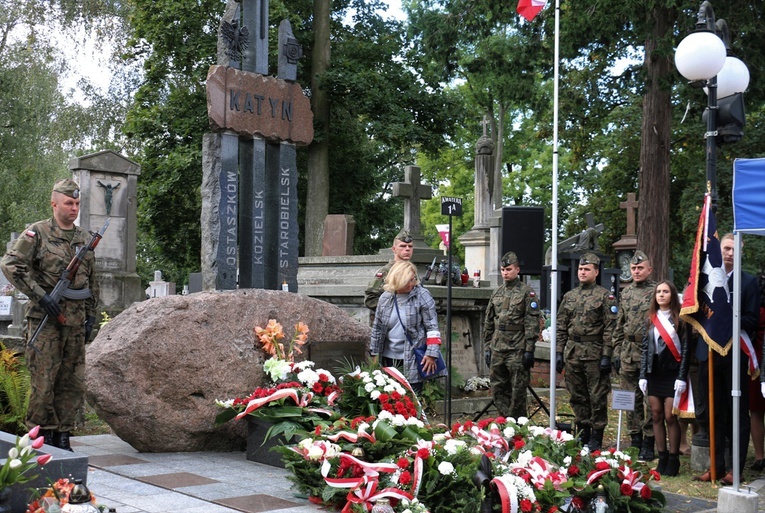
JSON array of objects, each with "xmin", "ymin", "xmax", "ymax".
[
  {"xmin": 637, "ymin": 5, "xmax": 676, "ymax": 280},
  {"xmin": 305, "ymin": 0, "xmax": 331, "ymax": 256}
]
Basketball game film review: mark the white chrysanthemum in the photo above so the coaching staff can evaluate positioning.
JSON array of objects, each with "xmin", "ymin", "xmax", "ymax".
[
  {"xmin": 365, "ymin": 382, "xmax": 376, "ymax": 393},
  {"xmin": 444, "ymin": 439, "xmax": 467, "ymax": 455},
  {"xmin": 517, "ymin": 416, "xmax": 529, "ymax": 425},
  {"xmin": 564, "ymin": 455, "xmax": 572, "ymax": 466},
  {"xmin": 580, "ymin": 447, "xmax": 590, "ymax": 457},
  {"xmin": 528, "ymin": 426, "xmax": 545, "ymax": 437},
  {"xmin": 215, "ymin": 398, "xmax": 235, "ymax": 408},
  {"xmin": 377, "ymin": 410, "xmax": 394, "ymax": 421},
  {"xmin": 384, "ymin": 384, "xmax": 397, "ymax": 393},
  {"xmin": 503, "ymin": 426, "xmax": 516, "ymax": 438},
  {"xmin": 292, "ymin": 360, "xmax": 314, "ymax": 371},
  {"xmin": 388, "ymin": 414, "xmax": 406, "ymax": 427},
  {"xmin": 370, "ymin": 390, "xmax": 381, "ymax": 400},
  {"xmin": 438, "ymin": 461, "xmax": 455, "ymax": 475},
  {"xmin": 297, "ymin": 368, "xmax": 320, "ymax": 387},
  {"xmin": 362, "ymin": 375, "xmax": 373, "ymax": 384},
  {"xmin": 405, "ymin": 417, "xmax": 424, "ymax": 428}
]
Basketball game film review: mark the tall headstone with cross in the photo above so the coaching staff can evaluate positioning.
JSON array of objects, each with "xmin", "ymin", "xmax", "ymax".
[
  {"xmin": 202, "ymin": 0, "xmax": 313, "ymax": 292},
  {"xmin": 612, "ymin": 192, "xmax": 639, "ymax": 287},
  {"xmin": 459, "ymin": 117, "xmax": 496, "ymax": 283},
  {"xmin": 391, "ymin": 165, "xmax": 432, "ymax": 249}
]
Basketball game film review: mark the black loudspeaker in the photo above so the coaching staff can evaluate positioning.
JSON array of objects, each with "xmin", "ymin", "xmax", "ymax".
[{"xmin": 501, "ymin": 206, "xmax": 545, "ymax": 275}]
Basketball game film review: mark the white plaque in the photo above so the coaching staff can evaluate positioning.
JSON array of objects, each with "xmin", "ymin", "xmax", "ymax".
[
  {"xmin": 0, "ymin": 296, "xmax": 12, "ymax": 316},
  {"xmin": 611, "ymin": 389, "xmax": 635, "ymax": 411}
]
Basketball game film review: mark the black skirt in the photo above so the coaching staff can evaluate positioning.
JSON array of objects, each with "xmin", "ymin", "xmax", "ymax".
[{"xmin": 647, "ymin": 354, "xmax": 678, "ymax": 399}]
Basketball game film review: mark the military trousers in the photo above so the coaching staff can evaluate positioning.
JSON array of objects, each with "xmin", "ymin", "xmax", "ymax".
[
  {"xmin": 564, "ymin": 358, "xmax": 611, "ymax": 430},
  {"xmin": 620, "ymin": 363, "xmax": 653, "ymax": 437},
  {"xmin": 25, "ymin": 319, "xmax": 86, "ymax": 432},
  {"xmin": 490, "ymin": 350, "xmax": 529, "ymax": 419}
]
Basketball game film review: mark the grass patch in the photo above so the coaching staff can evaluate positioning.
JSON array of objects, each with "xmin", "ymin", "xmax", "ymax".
[{"xmin": 73, "ymin": 402, "xmax": 113, "ymax": 436}]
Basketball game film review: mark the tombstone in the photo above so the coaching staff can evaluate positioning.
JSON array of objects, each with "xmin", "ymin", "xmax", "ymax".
[
  {"xmin": 459, "ymin": 117, "xmax": 496, "ymax": 285},
  {"xmin": 612, "ymin": 192, "xmax": 639, "ymax": 288},
  {"xmin": 69, "ymin": 150, "xmax": 144, "ymax": 317},
  {"xmin": 146, "ymin": 270, "xmax": 176, "ymax": 298},
  {"xmin": 322, "ymin": 214, "xmax": 355, "ymax": 256},
  {"xmin": 202, "ymin": 0, "xmax": 313, "ymax": 293},
  {"xmin": 392, "ymin": 165, "xmax": 432, "ymax": 249},
  {"xmin": 188, "ymin": 272, "xmax": 203, "ymax": 294}
]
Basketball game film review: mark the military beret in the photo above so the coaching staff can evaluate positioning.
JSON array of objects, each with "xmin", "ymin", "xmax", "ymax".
[
  {"xmin": 631, "ymin": 250, "xmax": 649, "ymax": 265},
  {"xmin": 395, "ymin": 229, "xmax": 413, "ymax": 243},
  {"xmin": 501, "ymin": 251, "xmax": 519, "ymax": 267},
  {"xmin": 53, "ymin": 178, "xmax": 80, "ymax": 199},
  {"xmin": 580, "ymin": 252, "xmax": 600, "ymax": 266}
]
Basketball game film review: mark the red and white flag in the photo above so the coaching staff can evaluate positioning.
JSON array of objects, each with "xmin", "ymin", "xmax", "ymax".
[{"xmin": 517, "ymin": 0, "xmax": 548, "ymax": 21}]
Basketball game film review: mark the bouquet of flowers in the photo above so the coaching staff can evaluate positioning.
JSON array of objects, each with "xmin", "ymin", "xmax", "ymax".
[
  {"xmin": 0, "ymin": 426, "xmax": 52, "ymax": 489},
  {"xmin": 215, "ymin": 320, "xmax": 340, "ymax": 440}
]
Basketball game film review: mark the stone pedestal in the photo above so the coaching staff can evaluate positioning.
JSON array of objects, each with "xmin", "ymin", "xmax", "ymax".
[
  {"xmin": 718, "ymin": 486, "xmax": 759, "ymax": 513},
  {"xmin": 459, "ymin": 228, "xmax": 491, "ymax": 288}
]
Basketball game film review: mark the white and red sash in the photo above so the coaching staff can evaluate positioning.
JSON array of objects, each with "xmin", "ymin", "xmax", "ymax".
[{"xmin": 651, "ymin": 313, "xmax": 681, "ymax": 362}]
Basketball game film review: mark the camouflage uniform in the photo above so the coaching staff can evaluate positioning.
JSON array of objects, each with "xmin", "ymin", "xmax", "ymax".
[
  {"xmin": 556, "ymin": 261, "xmax": 617, "ymax": 434},
  {"xmin": 613, "ymin": 276, "xmax": 656, "ymax": 442},
  {"xmin": 0, "ymin": 180, "xmax": 99, "ymax": 437},
  {"xmin": 484, "ymin": 264, "xmax": 540, "ymax": 419},
  {"xmin": 364, "ymin": 260, "xmax": 395, "ymax": 312}
]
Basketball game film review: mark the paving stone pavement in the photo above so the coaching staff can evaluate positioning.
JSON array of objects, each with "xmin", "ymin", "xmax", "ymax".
[{"xmin": 64, "ymin": 434, "xmax": 765, "ymax": 513}]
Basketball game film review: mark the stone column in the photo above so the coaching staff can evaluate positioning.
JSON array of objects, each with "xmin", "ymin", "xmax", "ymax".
[
  {"xmin": 459, "ymin": 125, "xmax": 495, "ymax": 281},
  {"xmin": 69, "ymin": 150, "xmax": 144, "ymax": 315}
]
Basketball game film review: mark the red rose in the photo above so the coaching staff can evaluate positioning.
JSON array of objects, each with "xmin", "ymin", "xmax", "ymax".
[
  {"xmin": 572, "ymin": 496, "xmax": 585, "ymax": 510},
  {"xmin": 397, "ymin": 457, "xmax": 410, "ymax": 469},
  {"xmin": 640, "ymin": 485, "xmax": 652, "ymax": 499},
  {"xmin": 621, "ymin": 483, "xmax": 633, "ymax": 496},
  {"xmin": 399, "ymin": 470, "xmax": 412, "ymax": 485},
  {"xmin": 417, "ymin": 448, "xmax": 430, "ymax": 459},
  {"xmin": 595, "ymin": 461, "xmax": 610, "ymax": 471},
  {"xmin": 312, "ymin": 382, "xmax": 324, "ymax": 393},
  {"xmin": 649, "ymin": 469, "xmax": 661, "ymax": 482},
  {"xmin": 514, "ymin": 439, "xmax": 526, "ymax": 450},
  {"xmin": 520, "ymin": 499, "xmax": 533, "ymax": 512},
  {"xmin": 568, "ymin": 465, "xmax": 580, "ymax": 476}
]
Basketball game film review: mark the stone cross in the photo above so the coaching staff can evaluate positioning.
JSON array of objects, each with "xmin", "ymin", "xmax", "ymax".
[
  {"xmin": 480, "ymin": 115, "xmax": 490, "ymax": 137},
  {"xmin": 392, "ymin": 165, "xmax": 432, "ymax": 239},
  {"xmin": 619, "ymin": 192, "xmax": 638, "ymax": 236}
]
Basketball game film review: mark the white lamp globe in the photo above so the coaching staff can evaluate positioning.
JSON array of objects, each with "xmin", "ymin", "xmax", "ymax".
[
  {"xmin": 715, "ymin": 56, "xmax": 750, "ymax": 98},
  {"xmin": 675, "ymin": 31, "xmax": 726, "ymax": 81}
]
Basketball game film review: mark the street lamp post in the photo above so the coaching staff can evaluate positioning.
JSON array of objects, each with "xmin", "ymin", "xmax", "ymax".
[
  {"xmin": 674, "ymin": 0, "xmax": 750, "ymax": 491},
  {"xmin": 674, "ymin": 1, "xmax": 750, "ymax": 209}
]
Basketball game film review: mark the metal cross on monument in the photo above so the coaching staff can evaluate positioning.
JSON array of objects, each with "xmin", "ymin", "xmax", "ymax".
[{"xmin": 392, "ymin": 165, "xmax": 432, "ymax": 248}]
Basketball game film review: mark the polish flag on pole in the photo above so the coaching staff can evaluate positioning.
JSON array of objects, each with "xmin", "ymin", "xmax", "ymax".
[{"xmin": 517, "ymin": 0, "xmax": 548, "ymax": 21}]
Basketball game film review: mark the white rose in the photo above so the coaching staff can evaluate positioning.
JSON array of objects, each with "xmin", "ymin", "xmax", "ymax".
[
  {"xmin": 370, "ymin": 390, "xmax": 381, "ymax": 400},
  {"xmin": 438, "ymin": 461, "xmax": 455, "ymax": 475},
  {"xmin": 365, "ymin": 382, "xmax": 376, "ymax": 392},
  {"xmin": 503, "ymin": 427, "xmax": 515, "ymax": 438},
  {"xmin": 517, "ymin": 416, "xmax": 529, "ymax": 425}
]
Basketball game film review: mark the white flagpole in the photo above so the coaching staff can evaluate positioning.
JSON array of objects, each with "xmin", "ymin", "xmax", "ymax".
[{"xmin": 549, "ymin": 0, "xmax": 561, "ymax": 429}]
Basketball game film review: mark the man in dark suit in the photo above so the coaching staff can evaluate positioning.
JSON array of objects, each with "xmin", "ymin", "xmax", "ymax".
[{"xmin": 694, "ymin": 232, "xmax": 760, "ymax": 484}]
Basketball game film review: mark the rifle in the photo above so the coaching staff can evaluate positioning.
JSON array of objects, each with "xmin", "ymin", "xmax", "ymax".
[
  {"xmin": 423, "ymin": 257, "xmax": 437, "ymax": 281},
  {"xmin": 27, "ymin": 219, "xmax": 110, "ymax": 352}
]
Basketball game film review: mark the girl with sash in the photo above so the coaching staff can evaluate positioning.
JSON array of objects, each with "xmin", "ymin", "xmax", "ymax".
[{"xmin": 638, "ymin": 280, "xmax": 690, "ymax": 476}]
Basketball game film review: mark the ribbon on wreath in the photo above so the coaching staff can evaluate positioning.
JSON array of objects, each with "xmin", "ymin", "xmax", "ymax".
[
  {"xmin": 235, "ymin": 388, "xmax": 313, "ymax": 419},
  {"xmin": 470, "ymin": 424, "xmax": 509, "ymax": 452},
  {"xmin": 326, "ymin": 429, "xmax": 376, "ymax": 444},
  {"xmin": 491, "ymin": 473, "xmax": 529, "ymax": 513},
  {"xmin": 618, "ymin": 467, "xmax": 646, "ymax": 496},
  {"xmin": 322, "ymin": 454, "xmax": 412, "ymax": 512}
]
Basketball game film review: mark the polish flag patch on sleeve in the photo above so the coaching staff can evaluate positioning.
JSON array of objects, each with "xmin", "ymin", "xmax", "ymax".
[{"xmin": 25, "ymin": 230, "xmax": 36, "ymax": 238}]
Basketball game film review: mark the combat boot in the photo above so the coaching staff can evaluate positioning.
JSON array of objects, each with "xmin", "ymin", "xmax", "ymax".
[
  {"xmin": 630, "ymin": 432, "xmax": 643, "ymax": 450},
  {"xmin": 41, "ymin": 429, "xmax": 55, "ymax": 446},
  {"xmin": 656, "ymin": 451, "xmax": 669, "ymax": 474},
  {"xmin": 639, "ymin": 436, "xmax": 655, "ymax": 461},
  {"xmin": 664, "ymin": 454, "xmax": 680, "ymax": 477},
  {"xmin": 54, "ymin": 431, "xmax": 73, "ymax": 452},
  {"xmin": 588, "ymin": 429, "xmax": 604, "ymax": 452},
  {"xmin": 576, "ymin": 424, "xmax": 591, "ymax": 447}
]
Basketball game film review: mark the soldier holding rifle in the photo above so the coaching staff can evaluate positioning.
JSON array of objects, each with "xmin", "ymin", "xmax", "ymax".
[{"xmin": 1, "ymin": 179, "xmax": 101, "ymax": 451}]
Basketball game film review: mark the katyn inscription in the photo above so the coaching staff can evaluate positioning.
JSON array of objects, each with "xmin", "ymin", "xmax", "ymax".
[{"xmin": 206, "ymin": 65, "xmax": 313, "ymax": 145}]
